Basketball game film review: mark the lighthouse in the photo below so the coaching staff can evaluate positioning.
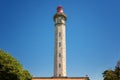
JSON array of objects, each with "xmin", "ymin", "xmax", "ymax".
[
  {"xmin": 32, "ymin": 6, "xmax": 89, "ymax": 80},
  {"xmin": 53, "ymin": 6, "xmax": 67, "ymax": 77}
]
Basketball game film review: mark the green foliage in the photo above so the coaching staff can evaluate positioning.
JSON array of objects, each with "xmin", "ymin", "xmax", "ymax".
[
  {"xmin": 0, "ymin": 50, "xmax": 32, "ymax": 80},
  {"xmin": 23, "ymin": 70, "xmax": 32, "ymax": 80},
  {"xmin": 114, "ymin": 62, "xmax": 120, "ymax": 80},
  {"xmin": 103, "ymin": 70, "xmax": 116, "ymax": 80},
  {"xmin": 103, "ymin": 61, "xmax": 120, "ymax": 80}
]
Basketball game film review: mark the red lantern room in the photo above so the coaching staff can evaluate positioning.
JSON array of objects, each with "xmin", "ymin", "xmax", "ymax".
[{"xmin": 57, "ymin": 6, "xmax": 64, "ymax": 13}]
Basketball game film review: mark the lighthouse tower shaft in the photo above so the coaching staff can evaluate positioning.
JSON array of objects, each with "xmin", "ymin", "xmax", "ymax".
[{"xmin": 54, "ymin": 6, "xmax": 67, "ymax": 77}]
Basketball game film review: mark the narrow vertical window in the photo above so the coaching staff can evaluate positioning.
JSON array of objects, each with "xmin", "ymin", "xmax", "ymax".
[
  {"xmin": 59, "ymin": 63, "xmax": 61, "ymax": 68},
  {"xmin": 59, "ymin": 74, "xmax": 61, "ymax": 77},
  {"xmin": 59, "ymin": 53, "xmax": 61, "ymax": 57},
  {"xmin": 59, "ymin": 42, "xmax": 61, "ymax": 47},
  {"xmin": 59, "ymin": 32, "xmax": 61, "ymax": 37}
]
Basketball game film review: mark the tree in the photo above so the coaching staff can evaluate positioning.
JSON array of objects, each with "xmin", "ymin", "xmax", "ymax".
[
  {"xmin": 103, "ymin": 61, "xmax": 120, "ymax": 80},
  {"xmin": 23, "ymin": 70, "xmax": 32, "ymax": 80},
  {"xmin": 0, "ymin": 50, "xmax": 32, "ymax": 80},
  {"xmin": 114, "ymin": 61, "xmax": 120, "ymax": 80},
  {"xmin": 103, "ymin": 70, "xmax": 116, "ymax": 80}
]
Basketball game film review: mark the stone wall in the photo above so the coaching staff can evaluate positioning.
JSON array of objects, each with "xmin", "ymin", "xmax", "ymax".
[{"xmin": 32, "ymin": 77, "xmax": 89, "ymax": 80}]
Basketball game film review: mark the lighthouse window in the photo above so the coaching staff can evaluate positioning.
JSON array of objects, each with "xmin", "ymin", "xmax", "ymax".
[
  {"xmin": 59, "ymin": 42, "xmax": 61, "ymax": 47},
  {"xmin": 59, "ymin": 32, "xmax": 61, "ymax": 37},
  {"xmin": 59, "ymin": 74, "xmax": 61, "ymax": 77},
  {"xmin": 59, "ymin": 53, "xmax": 61, "ymax": 57},
  {"xmin": 59, "ymin": 63, "xmax": 61, "ymax": 68}
]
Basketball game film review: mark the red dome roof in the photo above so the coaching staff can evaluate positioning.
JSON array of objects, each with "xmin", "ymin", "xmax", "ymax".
[
  {"xmin": 57, "ymin": 6, "xmax": 63, "ymax": 9},
  {"xmin": 57, "ymin": 6, "xmax": 64, "ymax": 13}
]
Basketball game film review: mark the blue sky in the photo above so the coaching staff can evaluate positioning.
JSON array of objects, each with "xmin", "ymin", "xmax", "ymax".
[{"xmin": 0, "ymin": 0, "xmax": 120, "ymax": 80}]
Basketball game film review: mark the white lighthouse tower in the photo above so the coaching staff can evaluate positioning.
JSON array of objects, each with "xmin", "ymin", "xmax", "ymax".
[
  {"xmin": 53, "ymin": 6, "xmax": 67, "ymax": 77},
  {"xmin": 32, "ymin": 6, "xmax": 89, "ymax": 80}
]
